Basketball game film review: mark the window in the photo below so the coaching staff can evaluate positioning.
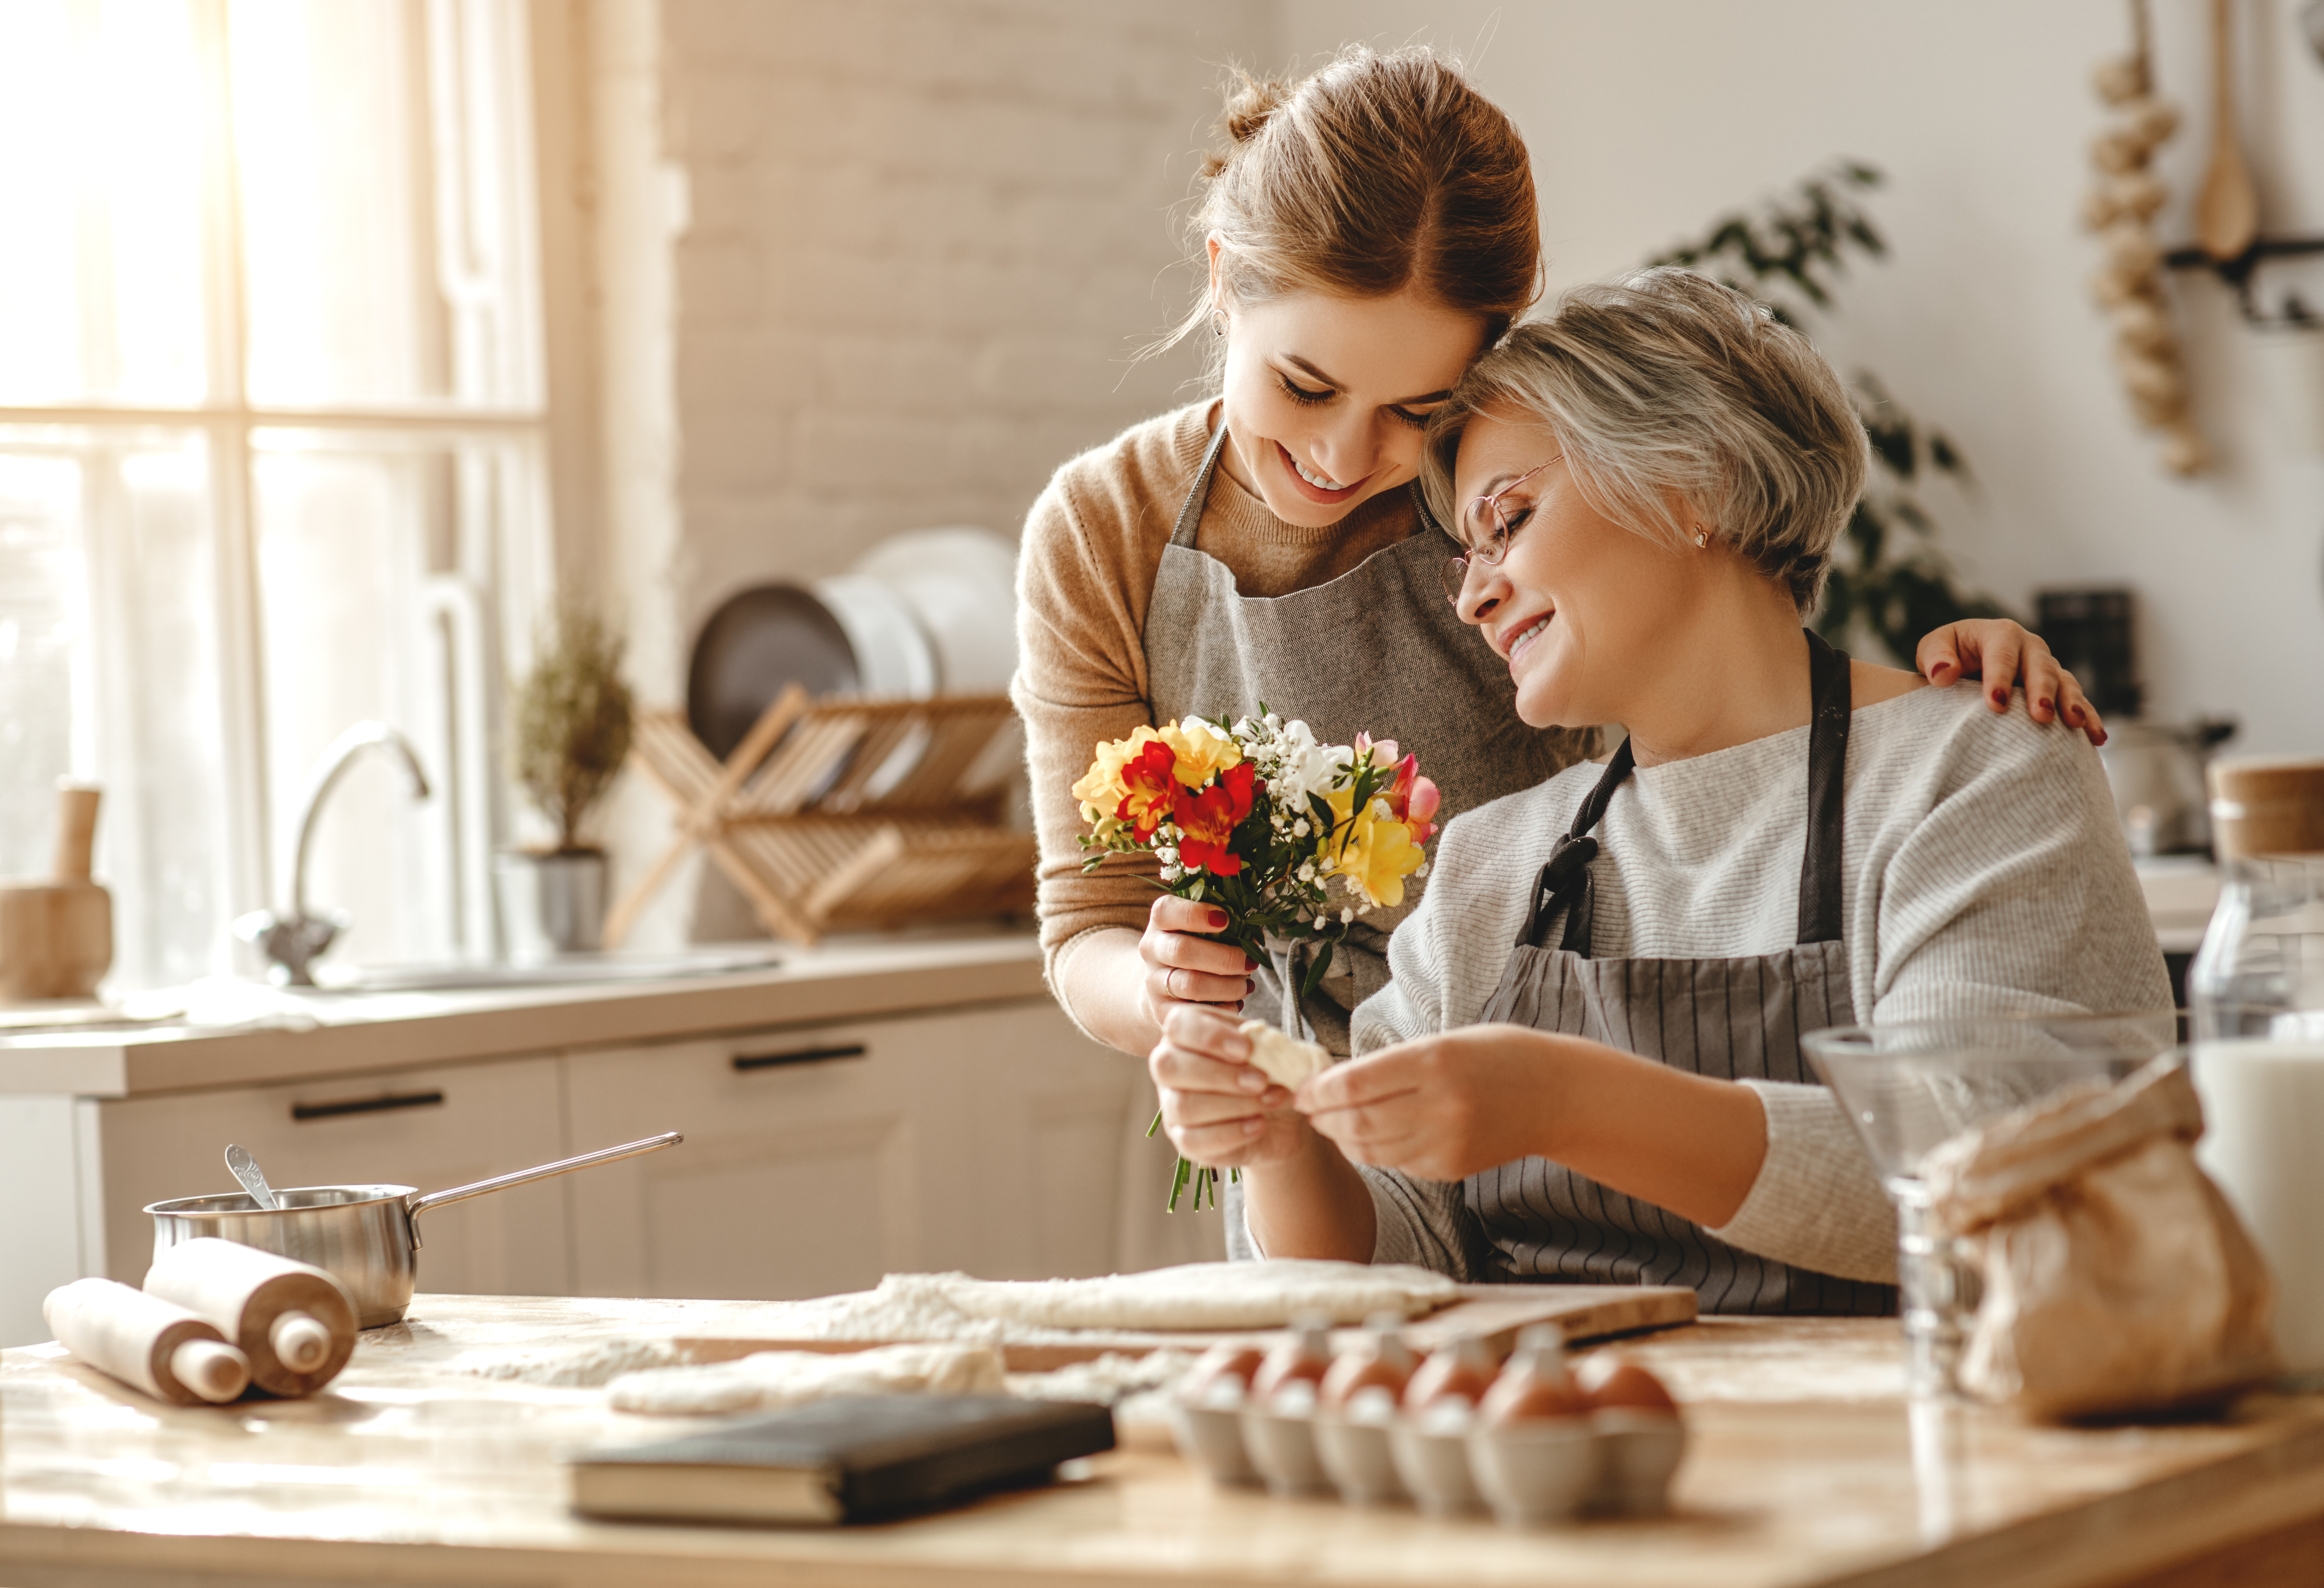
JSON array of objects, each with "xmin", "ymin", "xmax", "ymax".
[{"xmin": 0, "ymin": 0, "xmax": 552, "ymax": 988}]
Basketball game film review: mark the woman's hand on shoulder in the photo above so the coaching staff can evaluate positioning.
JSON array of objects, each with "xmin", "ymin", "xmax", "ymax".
[
  {"xmin": 1293, "ymin": 1023, "xmax": 1552, "ymax": 1183},
  {"xmin": 1915, "ymin": 619, "xmax": 2107, "ymax": 746},
  {"xmin": 1149, "ymin": 1004, "xmax": 1309, "ymax": 1169},
  {"xmin": 1138, "ymin": 896, "xmax": 1255, "ymax": 1028}
]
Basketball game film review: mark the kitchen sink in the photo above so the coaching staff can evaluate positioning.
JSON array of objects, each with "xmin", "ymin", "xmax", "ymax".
[{"xmin": 308, "ymin": 946, "xmax": 785, "ymax": 993}]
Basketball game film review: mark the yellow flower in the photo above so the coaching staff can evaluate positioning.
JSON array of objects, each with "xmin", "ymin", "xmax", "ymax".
[
  {"xmin": 1072, "ymin": 726, "xmax": 1166, "ymax": 822},
  {"xmin": 1329, "ymin": 796, "xmax": 1426, "ymax": 909},
  {"xmin": 1156, "ymin": 719, "xmax": 1242, "ymax": 789}
]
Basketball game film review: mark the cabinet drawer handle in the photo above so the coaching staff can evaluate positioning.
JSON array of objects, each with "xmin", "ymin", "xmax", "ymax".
[
  {"xmin": 732, "ymin": 1043, "xmax": 866, "ymax": 1072},
  {"xmin": 291, "ymin": 1090, "xmax": 447, "ymax": 1122}
]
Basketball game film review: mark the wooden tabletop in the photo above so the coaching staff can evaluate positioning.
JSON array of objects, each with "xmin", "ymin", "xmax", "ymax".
[{"xmin": 4, "ymin": 1294, "xmax": 2323, "ymax": 1588}]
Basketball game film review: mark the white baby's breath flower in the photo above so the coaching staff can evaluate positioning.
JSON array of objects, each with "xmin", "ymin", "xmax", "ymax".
[
  {"xmin": 1297, "ymin": 862, "xmax": 1315, "ymax": 882},
  {"xmin": 1340, "ymin": 907, "xmax": 1355, "ymax": 924},
  {"xmin": 1292, "ymin": 819, "xmax": 1310, "ymax": 838},
  {"xmin": 1154, "ymin": 846, "xmax": 1178, "ymax": 865}
]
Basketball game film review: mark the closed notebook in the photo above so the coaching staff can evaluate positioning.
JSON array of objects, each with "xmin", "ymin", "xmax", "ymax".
[{"xmin": 568, "ymin": 1394, "xmax": 1116, "ymax": 1525}]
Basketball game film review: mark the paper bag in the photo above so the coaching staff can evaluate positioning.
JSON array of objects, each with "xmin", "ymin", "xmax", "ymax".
[{"xmin": 1923, "ymin": 1057, "xmax": 2279, "ymax": 1419}]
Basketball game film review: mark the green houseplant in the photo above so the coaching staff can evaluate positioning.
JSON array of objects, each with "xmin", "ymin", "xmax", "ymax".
[
  {"xmin": 496, "ymin": 608, "xmax": 634, "ymax": 958},
  {"xmin": 1649, "ymin": 163, "xmax": 2015, "ymax": 661}
]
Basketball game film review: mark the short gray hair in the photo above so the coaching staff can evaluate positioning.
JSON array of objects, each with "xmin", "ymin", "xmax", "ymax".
[{"xmin": 1423, "ymin": 267, "xmax": 1868, "ymax": 614}]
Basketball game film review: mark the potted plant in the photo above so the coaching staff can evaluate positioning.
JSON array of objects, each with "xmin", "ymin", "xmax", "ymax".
[{"xmin": 496, "ymin": 607, "xmax": 634, "ymax": 960}]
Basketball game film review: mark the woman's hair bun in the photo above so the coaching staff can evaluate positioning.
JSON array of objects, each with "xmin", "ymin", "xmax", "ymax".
[{"xmin": 1200, "ymin": 70, "xmax": 1293, "ymax": 179}]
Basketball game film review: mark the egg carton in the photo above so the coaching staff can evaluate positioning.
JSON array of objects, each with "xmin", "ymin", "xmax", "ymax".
[{"xmin": 1170, "ymin": 1389, "xmax": 1685, "ymax": 1526}]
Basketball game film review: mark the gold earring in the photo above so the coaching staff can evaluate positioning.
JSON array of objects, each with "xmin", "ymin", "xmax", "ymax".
[
  {"xmin": 1693, "ymin": 529, "xmax": 1708, "ymax": 548},
  {"xmin": 1211, "ymin": 310, "xmax": 1227, "ymax": 339}
]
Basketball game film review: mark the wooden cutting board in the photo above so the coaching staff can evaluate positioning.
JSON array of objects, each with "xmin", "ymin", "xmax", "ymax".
[{"xmin": 672, "ymin": 1283, "xmax": 1697, "ymax": 1372}]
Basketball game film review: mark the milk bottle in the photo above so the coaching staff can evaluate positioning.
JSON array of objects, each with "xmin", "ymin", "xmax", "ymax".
[{"xmin": 2189, "ymin": 756, "xmax": 2324, "ymax": 1383}]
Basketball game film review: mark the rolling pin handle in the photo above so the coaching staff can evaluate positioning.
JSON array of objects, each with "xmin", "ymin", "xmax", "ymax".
[
  {"xmin": 270, "ymin": 1310, "xmax": 332, "ymax": 1373},
  {"xmin": 169, "ymin": 1337, "xmax": 251, "ymax": 1403},
  {"xmin": 54, "ymin": 784, "xmax": 100, "ymax": 881}
]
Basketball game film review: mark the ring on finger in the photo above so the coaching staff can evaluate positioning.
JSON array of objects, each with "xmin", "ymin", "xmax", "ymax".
[{"xmin": 1168, "ymin": 966, "xmax": 1185, "ymax": 1000}]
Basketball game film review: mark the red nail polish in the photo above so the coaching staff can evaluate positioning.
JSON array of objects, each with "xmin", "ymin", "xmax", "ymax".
[
  {"xmin": 1209, "ymin": 910, "xmax": 1228, "ymax": 930},
  {"xmin": 1991, "ymin": 689, "xmax": 2007, "ymax": 705},
  {"xmin": 2037, "ymin": 698, "xmax": 2052, "ymax": 713}
]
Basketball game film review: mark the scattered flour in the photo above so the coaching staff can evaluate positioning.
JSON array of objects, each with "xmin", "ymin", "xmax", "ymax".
[
  {"xmin": 607, "ymin": 1343, "xmax": 1006, "ymax": 1416},
  {"xmin": 455, "ymin": 1337, "xmax": 686, "ymax": 1388}
]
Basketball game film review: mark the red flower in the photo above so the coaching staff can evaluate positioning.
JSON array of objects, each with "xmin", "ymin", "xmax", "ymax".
[
  {"xmin": 1175, "ymin": 762, "xmax": 1256, "ymax": 877},
  {"xmin": 1114, "ymin": 740, "xmax": 1179, "ymax": 838}
]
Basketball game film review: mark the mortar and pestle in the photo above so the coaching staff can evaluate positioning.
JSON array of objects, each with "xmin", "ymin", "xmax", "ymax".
[{"xmin": 0, "ymin": 783, "xmax": 113, "ymax": 1002}]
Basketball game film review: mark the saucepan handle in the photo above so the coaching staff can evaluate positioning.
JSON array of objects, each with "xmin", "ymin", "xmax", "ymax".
[{"xmin": 406, "ymin": 1132, "xmax": 683, "ymax": 1223}]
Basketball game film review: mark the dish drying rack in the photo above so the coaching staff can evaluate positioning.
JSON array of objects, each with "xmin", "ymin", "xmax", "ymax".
[{"xmin": 605, "ymin": 685, "xmax": 1035, "ymax": 947}]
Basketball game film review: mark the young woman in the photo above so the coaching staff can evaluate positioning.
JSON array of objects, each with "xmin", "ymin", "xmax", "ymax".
[
  {"xmin": 1012, "ymin": 47, "xmax": 2100, "ymax": 1243},
  {"xmin": 1146, "ymin": 269, "xmax": 2170, "ymax": 1305}
]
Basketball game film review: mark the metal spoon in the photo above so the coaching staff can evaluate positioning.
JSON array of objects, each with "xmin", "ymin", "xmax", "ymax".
[{"xmin": 225, "ymin": 1143, "xmax": 280, "ymax": 1211}]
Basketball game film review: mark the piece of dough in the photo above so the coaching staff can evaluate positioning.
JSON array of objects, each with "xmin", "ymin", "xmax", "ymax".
[
  {"xmin": 930, "ymin": 1259, "xmax": 1460, "ymax": 1331},
  {"xmin": 606, "ymin": 1342, "xmax": 1004, "ymax": 1416},
  {"xmin": 1240, "ymin": 1020, "xmax": 1329, "ymax": 1088}
]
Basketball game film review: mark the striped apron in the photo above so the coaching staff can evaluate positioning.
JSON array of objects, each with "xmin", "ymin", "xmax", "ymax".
[{"xmin": 1464, "ymin": 628, "xmax": 1897, "ymax": 1316}]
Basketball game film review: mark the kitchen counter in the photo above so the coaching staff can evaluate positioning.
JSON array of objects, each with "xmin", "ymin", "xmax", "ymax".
[
  {"xmin": 0, "ymin": 929, "xmax": 1050, "ymax": 1099},
  {"xmin": 4, "ymin": 1295, "xmax": 2321, "ymax": 1588}
]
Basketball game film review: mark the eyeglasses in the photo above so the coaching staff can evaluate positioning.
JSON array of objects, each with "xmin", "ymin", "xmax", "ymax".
[{"xmin": 1442, "ymin": 455, "xmax": 1561, "ymax": 603}]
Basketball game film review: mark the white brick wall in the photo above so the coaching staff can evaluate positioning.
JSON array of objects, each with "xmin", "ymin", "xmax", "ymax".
[
  {"xmin": 587, "ymin": 0, "xmax": 1281, "ymax": 943},
  {"xmin": 656, "ymin": 0, "xmax": 1277, "ymax": 639}
]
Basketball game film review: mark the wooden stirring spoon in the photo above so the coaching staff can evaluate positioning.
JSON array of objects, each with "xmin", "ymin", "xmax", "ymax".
[{"xmin": 2195, "ymin": 0, "xmax": 2259, "ymax": 261}]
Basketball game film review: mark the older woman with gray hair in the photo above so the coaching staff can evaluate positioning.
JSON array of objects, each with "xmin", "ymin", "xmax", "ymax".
[{"xmin": 1147, "ymin": 266, "xmax": 2170, "ymax": 1309}]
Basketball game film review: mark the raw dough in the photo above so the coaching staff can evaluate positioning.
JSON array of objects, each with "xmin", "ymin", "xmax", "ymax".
[
  {"xmin": 1240, "ymin": 1020, "xmax": 1329, "ymax": 1088},
  {"xmin": 934, "ymin": 1259, "xmax": 1459, "ymax": 1331},
  {"xmin": 606, "ymin": 1342, "xmax": 1004, "ymax": 1416}
]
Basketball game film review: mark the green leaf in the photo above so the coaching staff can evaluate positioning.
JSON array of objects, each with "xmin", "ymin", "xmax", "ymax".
[{"xmin": 1301, "ymin": 939, "xmax": 1335, "ymax": 999}]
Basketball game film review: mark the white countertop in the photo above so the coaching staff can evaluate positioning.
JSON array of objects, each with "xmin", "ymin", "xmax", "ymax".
[{"xmin": 0, "ymin": 929, "xmax": 1048, "ymax": 1099}]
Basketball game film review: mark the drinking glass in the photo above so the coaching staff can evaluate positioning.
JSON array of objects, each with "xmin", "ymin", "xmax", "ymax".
[{"xmin": 1802, "ymin": 1013, "xmax": 2183, "ymax": 1398}]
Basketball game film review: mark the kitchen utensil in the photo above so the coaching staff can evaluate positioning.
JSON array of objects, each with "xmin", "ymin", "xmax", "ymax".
[
  {"xmin": 1803, "ymin": 1014, "xmax": 2182, "ymax": 1397},
  {"xmin": 225, "ymin": 1144, "xmax": 279, "ymax": 1211},
  {"xmin": 145, "ymin": 1132, "xmax": 683, "ymax": 1328},
  {"xmin": 685, "ymin": 579, "xmax": 937, "ymax": 763},
  {"xmin": 2195, "ymin": 0, "xmax": 2259, "ymax": 261},
  {"xmin": 144, "ymin": 1237, "xmax": 357, "ymax": 1396},
  {"xmin": 44, "ymin": 1277, "xmax": 252, "ymax": 1406},
  {"xmin": 0, "ymin": 783, "xmax": 113, "ymax": 1002},
  {"xmin": 2098, "ymin": 717, "xmax": 2239, "ymax": 857}
]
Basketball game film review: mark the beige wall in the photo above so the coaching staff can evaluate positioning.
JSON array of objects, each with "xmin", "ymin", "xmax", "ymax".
[{"xmin": 1293, "ymin": 0, "xmax": 2324, "ymax": 753}]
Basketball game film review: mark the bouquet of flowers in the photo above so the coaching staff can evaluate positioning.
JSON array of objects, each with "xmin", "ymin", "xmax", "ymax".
[{"xmin": 1072, "ymin": 707, "xmax": 1440, "ymax": 1210}]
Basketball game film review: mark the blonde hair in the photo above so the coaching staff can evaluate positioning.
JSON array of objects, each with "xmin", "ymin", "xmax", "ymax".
[
  {"xmin": 1423, "ymin": 268, "xmax": 1869, "ymax": 614},
  {"xmin": 1156, "ymin": 46, "xmax": 1541, "ymax": 358}
]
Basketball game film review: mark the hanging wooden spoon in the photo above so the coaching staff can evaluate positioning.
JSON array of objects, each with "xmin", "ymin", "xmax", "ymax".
[{"xmin": 2194, "ymin": 0, "xmax": 2259, "ymax": 261}]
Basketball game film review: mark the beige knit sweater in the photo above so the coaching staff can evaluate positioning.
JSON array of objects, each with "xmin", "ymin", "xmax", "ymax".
[{"xmin": 1010, "ymin": 401, "xmax": 1418, "ymax": 973}]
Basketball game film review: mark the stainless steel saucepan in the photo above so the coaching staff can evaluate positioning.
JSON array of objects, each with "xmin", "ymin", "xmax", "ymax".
[{"xmin": 144, "ymin": 1132, "xmax": 682, "ymax": 1328}]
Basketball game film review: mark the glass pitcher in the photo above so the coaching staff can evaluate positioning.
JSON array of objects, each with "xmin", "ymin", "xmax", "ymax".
[{"xmin": 2187, "ymin": 756, "xmax": 2324, "ymax": 1385}]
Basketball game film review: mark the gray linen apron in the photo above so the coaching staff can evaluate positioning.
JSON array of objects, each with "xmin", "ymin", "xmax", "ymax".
[
  {"xmin": 1462, "ymin": 629, "xmax": 1895, "ymax": 1315},
  {"xmin": 1140, "ymin": 419, "xmax": 1584, "ymax": 1261},
  {"xmin": 1142, "ymin": 420, "xmax": 1583, "ymax": 1052}
]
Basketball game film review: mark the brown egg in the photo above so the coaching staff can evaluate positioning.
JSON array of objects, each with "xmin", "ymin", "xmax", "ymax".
[
  {"xmin": 1319, "ymin": 1320, "xmax": 1416, "ymax": 1411},
  {"xmin": 1182, "ymin": 1343, "xmax": 1266, "ymax": 1403},
  {"xmin": 1577, "ymin": 1355, "xmax": 1679, "ymax": 1416},
  {"xmin": 1479, "ymin": 1328, "xmax": 1588, "ymax": 1426},
  {"xmin": 1402, "ymin": 1335, "xmax": 1499, "ymax": 1412},
  {"xmin": 1250, "ymin": 1322, "xmax": 1333, "ymax": 1404}
]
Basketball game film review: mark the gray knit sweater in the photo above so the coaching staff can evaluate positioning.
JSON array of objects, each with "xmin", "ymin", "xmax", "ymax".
[{"xmin": 1342, "ymin": 679, "xmax": 2173, "ymax": 1285}]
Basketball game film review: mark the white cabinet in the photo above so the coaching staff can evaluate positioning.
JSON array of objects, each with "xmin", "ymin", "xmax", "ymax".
[
  {"xmin": 96, "ymin": 1057, "xmax": 575, "ymax": 1299},
  {"xmin": 564, "ymin": 1000, "xmax": 1140, "ymax": 1301}
]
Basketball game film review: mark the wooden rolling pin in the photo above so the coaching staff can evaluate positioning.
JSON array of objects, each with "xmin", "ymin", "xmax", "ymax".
[
  {"xmin": 44, "ymin": 1278, "xmax": 251, "ymax": 1406},
  {"xmin": 0, "ymin": 783, "xmax": 113, "ymax": 1002},
  {"xmin": 144, "ymin": 1238, "xmax": 359, "ymax": 1398}
]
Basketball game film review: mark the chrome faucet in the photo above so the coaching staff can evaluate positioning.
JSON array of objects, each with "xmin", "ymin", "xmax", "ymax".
[{"xmin": 236, "ymin": 722, "xmax": 432, "ymax": 985}]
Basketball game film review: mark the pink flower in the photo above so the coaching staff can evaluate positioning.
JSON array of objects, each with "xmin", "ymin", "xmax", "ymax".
[{"xmin": 1385, "ymin": 753, "xmax": 1439, "ymax": 843}]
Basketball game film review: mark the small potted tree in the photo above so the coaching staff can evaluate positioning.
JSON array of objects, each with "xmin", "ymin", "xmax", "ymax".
[{"xmin": 496, "ymin": 608, "xmax": 634, "ymax": 960}]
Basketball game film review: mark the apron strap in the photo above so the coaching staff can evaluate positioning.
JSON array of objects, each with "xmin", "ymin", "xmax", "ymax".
[
  {"xmin": 1797, "ymin": 627, "xmax": 1852, "ymax": 945},
  {"xmin": 1520, "ymin": 736, "xmax": 1636, "ymax": 954},
  {"xmin": 1519, "ymin": 626, "xmax": 1852, "ymax": 956},
  {"xmin": 1171, "ymin": 421, "xmax": 1234, "ymax": 549}
]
